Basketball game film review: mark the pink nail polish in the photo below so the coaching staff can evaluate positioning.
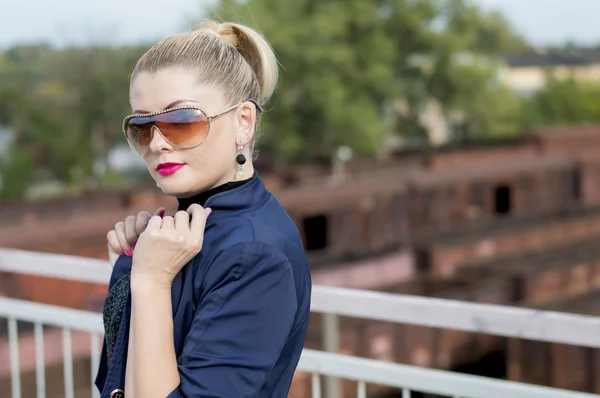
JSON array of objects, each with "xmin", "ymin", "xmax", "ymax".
[
  {"xmin": 125, "ymin": 249, "xmax": 133, "ymax": 256},
  {"xmin": 159, "ymin": 210, "xmax": 165, "ymax": 218},
  {"xmin": 132, "ymin": 243, "xmax": 136, "ymax": 249},
  {"xmin": 120, "ymin": 251, "xmax": 125, "ymax": 256}
]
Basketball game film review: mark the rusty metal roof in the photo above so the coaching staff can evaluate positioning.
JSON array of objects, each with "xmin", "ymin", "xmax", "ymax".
[
  {"xmin": 420, "ymin": 205, "xmax": 600, "ymax": 247},
  {"xmin": 525, "ymin": 124, "xmax": 600, "ymax": 141},
  {"xmin": 406, "ymin": 154, "xmax": 572, "ymax": 187},
  {"xmin": 536, "ymin": 288, "xmax": 600, "ymax": 316},
  {"xmin": 274, "ymin": 171, "xmax": 407, "ymax": 212},
  {"xmin": 457, "ymin": 237, "xmax": 600, "ymax": 279}
]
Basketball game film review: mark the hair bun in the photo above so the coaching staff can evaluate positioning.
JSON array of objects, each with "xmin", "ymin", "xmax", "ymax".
[
  {"xmin": 192, "ymin": 21, "xmax": 238, "ymax": 48},
  {"xmin": 192, "ymin": 21, "xmax": 278, "ymax": 103}
]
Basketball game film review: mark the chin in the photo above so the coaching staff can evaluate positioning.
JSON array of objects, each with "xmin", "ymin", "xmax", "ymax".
[
  {"xmin": 156, "ymin": 175, "xmax": 209, "ymax": 198},
  {"xmin": 158, "ymin": 182, "xmax": 192, "ymax": 197}
]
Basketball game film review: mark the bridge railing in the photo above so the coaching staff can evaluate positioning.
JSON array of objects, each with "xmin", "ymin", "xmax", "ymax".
[{"xmin": 1, "ymin": 247, "xmax": 599, "ymax": 398}]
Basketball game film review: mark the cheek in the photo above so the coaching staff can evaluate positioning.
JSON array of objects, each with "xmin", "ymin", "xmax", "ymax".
[
  {"xmin": 182, "ymin": 140, "xmax": 226, "ymax": 168},
  {"xmin": 207, "ymin": 124, "xmax": 236, "ymax": 154}
]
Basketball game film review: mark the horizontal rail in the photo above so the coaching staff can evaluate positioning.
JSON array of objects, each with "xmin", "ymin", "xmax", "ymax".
[
  {"xmin": 0, "ymin": 297, "xmax": 104, "ymax": 333},
  {"xmin": 298, "ymin": 349, "xmax": 600, "ymax": 398},
  {"xmin": 3, "ymin": 248, "xmax": 600, "ymax": 348},
  {"xmin": 311, "ymin": 285, "xmax": 600, "ymax": 348},
  {"xmin": 0, "ymin": 298, "xmax": 104, "ymax": 398},
  {"xmin": 0, "ymin": 248, "xmax": 111, "ymax": 284}
]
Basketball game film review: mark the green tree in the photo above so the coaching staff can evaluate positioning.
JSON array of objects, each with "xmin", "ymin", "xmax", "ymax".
[
  {"xmin": 0, "ymin": 44, "xmax": 146, "ymax": 196},
  {"xmin": 524, "ymin": 78, "xmax": 600, "ymax": 127},
  {"xmin": 212, "ymin": 0, "xmax": 398, "ymax": 161},
  {"xmin": 208, "ymin": 0, "xmax": 529, "ymax": 160},
  {"xmin": 0, "ymin": 144, "xmax": 35, "ymax": 200}
]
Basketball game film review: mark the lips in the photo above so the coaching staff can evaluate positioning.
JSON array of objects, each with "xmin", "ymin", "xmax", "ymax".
[{"xmin": 157, "ymin": 162, "xmax": 186, "ymax": 176}]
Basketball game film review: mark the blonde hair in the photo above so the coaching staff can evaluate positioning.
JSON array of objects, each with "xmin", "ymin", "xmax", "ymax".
[{"xmin": 132, "ymin": 20, "xmax": 278, "ymax": 116}]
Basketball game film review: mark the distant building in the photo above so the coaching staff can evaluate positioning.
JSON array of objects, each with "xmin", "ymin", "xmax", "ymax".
[{"xmin": 499, "ymin": 51, "xmax": 600, "ymax": 95}]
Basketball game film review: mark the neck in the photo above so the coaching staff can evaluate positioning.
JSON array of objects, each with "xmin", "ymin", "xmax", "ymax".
[{"xmin": 175, "ymin": 162, "xmax": 255, "ymax": 200}]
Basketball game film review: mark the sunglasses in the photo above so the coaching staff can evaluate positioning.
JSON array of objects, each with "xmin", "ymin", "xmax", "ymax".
[{"xmin": 122, "ymin": 100, "xmax": 263, "ymax": 157}]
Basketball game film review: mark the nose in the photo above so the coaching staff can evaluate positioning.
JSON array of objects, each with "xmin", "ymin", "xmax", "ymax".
[{"xmin": 148, "ymin": 126, "xmax": 174, "ymax": 153}]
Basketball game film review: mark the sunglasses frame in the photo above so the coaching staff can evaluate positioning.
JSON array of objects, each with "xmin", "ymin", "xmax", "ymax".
[{"xmin": 122, "ymin": 99, "xmax": 263, "ymax": 157}]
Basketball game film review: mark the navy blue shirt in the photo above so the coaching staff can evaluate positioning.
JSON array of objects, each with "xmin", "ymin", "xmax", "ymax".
[{"xmin": 95, "ymin": 172, "xmax": 312, "ymax": 397}]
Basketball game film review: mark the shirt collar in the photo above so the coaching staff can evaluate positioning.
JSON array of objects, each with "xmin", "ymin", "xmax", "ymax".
[{"xmin": 177, "ymin": 171, "xmax": 267, "ymax": 217}]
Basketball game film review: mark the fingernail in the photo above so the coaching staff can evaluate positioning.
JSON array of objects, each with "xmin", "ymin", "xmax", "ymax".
[
  {"xmin": 206, "ymin": 208, "xmax": 212, "ymax": 216},
  {"xmin": 159, "ymin": 210, "xmax": 165, "ymax": 218},
  {"xmin": 120, "ymin": 251, "xmax": 125, "ymax": 256},
  {"xmin": 125, "ymin": 249, "xmax": 133, "ymax": 256},
  {"xmin": 132, "ymin": 243, "xmax": 136, "ymax": 249}
]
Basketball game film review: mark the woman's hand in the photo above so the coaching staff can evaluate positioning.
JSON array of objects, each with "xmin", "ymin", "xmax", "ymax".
[
  {"xmin": 130, "ymin": 204, "xmax": 211, "ymax": 289},
  {"xmin": 107, "ymin": 207, "xmax": 166, "ymax": 257}
]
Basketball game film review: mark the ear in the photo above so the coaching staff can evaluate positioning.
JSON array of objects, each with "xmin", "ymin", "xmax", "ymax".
[{"xmin": 235, "ymin": 101, "xmax": 257, "ymax": 147}]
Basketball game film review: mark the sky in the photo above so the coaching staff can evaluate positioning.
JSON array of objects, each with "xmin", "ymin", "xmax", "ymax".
[{"xmin": 0, "ymin": 0, "xmax": 599, "ymax": 49}]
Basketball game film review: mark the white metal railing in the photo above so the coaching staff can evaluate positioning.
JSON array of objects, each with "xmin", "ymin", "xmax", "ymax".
[
  {"xmin": 299, "ymin": 350, "xmax": 598, "ymax": 398},
  {"xmin": 1, "ymin": 247, "xmax": 600, "ymax": 398},
  {"xmin": 0, "ymin": 297, "xmax": 103, "ymax": 398},
  {"xmin": 312, "ymin": 284, "xmax": 600, "ymax": 348}
]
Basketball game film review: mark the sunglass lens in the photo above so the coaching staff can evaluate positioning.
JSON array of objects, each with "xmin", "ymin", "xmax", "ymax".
[
  {"xmin": 154, "ymin": 109, "xmax": 209, "ymax": 148},
  {"xmin": 125, "ymin": 109, "xmax": 209, "ymax": 155},
  {"xmin": 126, "ymin": 118, "xmax": 153, "ymax": 156}
]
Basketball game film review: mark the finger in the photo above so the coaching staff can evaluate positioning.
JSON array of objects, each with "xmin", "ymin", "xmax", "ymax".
[
  {"xmin": 161, "ymin": 215, "xmax": 175, "ymax": 230},
  {"xmin": 115, "ymin": 221, "xmax": 133, "ymax": 255},
  {"xmin": 174, "ymin": 210, "xmax": 190, "ymax": 231},
  {"xmin": 154, "ymin": 207, "xmax": 166, "ymax": 218},
  {"xmin": 146, "ymin": 215, "xmax": 163, "ymax": 231},
  {"xmin": 107, "ymin": 230, "xmax": 123, "ymax": 255},
  {"xmin": 125, "ymin": 215, "xmax": 139, "ymax": 246},
  {"xmin": 134, "ymin": 211, "xmax": 153, "ymax": 237},
  {"xmin": 188, "ymin": 204, "xmax": 210, "ymax": 236}
]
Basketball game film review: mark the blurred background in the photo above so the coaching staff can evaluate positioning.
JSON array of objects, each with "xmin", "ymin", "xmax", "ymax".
[{"xmin": 2, "ymin": 0, "xmax": 600, "ymax": 397}]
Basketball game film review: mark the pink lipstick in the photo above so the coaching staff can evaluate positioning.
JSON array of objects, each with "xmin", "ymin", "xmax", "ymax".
[{"xmin": 157, "ymin": 162, "xmax": 185, "ymax": 176}]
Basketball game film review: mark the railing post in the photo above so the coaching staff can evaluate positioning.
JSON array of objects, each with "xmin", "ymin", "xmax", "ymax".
[
  {"xmin": 8, "ymin": 318, "xmax": 21, "ymax": 398},
  {"xmin": 322, "ymin": 313, "xmax": 340, "ymax": 398}
]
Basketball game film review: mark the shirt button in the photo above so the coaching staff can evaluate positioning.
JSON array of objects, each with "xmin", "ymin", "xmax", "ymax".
[{"xmin": 110, "ymin": 389, "xmax": 125, "ymax": 398}]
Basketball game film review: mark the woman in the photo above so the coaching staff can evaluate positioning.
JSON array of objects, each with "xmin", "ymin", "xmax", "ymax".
[{"xmin": 97, "ymin": 20, "xmax": 312, "ymax": 398}]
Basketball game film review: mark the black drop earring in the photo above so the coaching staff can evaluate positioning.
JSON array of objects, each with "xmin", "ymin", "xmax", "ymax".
[{"xmin": 236, "ymin": 145, "xmax": 246, "ymax": 177}]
